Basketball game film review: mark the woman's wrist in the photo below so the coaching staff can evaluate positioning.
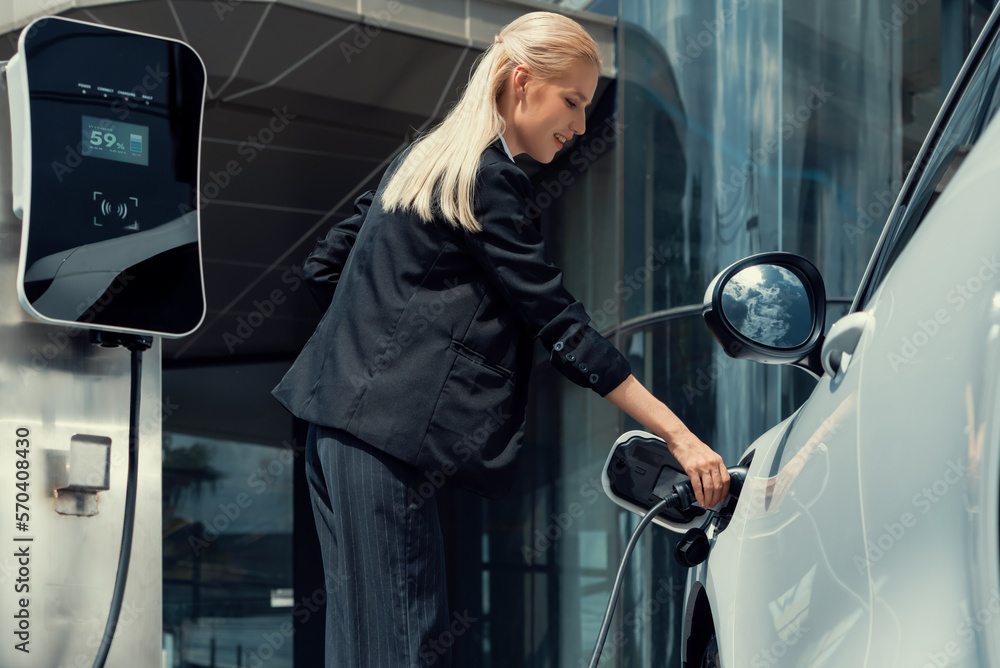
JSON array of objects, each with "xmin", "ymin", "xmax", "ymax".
[{"xmin": 606, "ymin": 374, "xmax": 691, "ymax": 447}]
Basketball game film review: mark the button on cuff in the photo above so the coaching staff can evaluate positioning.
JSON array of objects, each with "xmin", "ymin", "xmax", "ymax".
[
  {"xmin": 553, "ymin": 341, "xmax": 564, "ymax": 351},
  {"xmin": 566, "ymin": 353, "xmax": 576, "ymax": 362},
  {"xmin": 578, "ymin": 363, "xmax": 588, "ymax": 372},
  {"xmin": 589, "ymin": 373, "xmax": 599, "ymax": 384}
]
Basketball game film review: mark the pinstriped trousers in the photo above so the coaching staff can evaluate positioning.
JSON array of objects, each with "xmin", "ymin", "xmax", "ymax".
[{"xmin": 305, "ymin": 423, "xmax": 452, "ymax": 667}]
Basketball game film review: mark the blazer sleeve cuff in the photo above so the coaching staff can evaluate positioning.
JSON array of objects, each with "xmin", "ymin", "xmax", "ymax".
[{"xmin": 540, "ymin": 305, "xmax": 632, "ymax": 396}]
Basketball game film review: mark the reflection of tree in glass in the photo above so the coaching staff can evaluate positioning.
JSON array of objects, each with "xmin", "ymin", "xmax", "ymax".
[
  {"xmin": 162, "ymin": 437, "xmax": 225, "ymax": 581},
  {"xmin": 721, "ymin": 264, "xmax": 811, "ymax": 348},
  {"xmin": 163, "ymin": 436, "xmax": 223, "ymax": 509}
]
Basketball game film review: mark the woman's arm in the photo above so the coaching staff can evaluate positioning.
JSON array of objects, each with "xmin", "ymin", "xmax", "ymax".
[
  {"xmin": 302, "ymin": 190, "xmax": 374, "ymax": 310},
  {"xmin": 462, "ymin": 158, "xmax": 727, "ymax": 505},
  {"xmin": 605, "ymin": 374, "xmax": 730, "ymax": 509}
]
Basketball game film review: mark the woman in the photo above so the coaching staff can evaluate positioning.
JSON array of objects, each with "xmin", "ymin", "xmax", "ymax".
[{"xmin": 273, "ymin": 11, "xmax": 729, "ymax": 667}]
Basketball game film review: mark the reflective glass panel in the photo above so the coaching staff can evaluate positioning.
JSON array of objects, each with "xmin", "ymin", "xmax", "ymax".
[{"xmin": 162, "ymin": 432, "xmax": 293, "ymax": 668}]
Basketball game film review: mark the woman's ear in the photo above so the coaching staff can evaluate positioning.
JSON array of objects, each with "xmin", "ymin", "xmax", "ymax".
[{"xmin": 512, "ymin": 65, "xmax": 530, "ymax": 100}]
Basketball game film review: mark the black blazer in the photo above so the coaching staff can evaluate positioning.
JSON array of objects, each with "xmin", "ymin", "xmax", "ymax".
[{"xmin": 272, "ymin": 142, "xmax": 631, "ymax": 498}]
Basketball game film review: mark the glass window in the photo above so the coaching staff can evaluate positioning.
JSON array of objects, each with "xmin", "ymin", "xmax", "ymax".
[
  {"xmin": 859, "ymin": 12, "xmax": 1000, "ymax": 308},
  {"xmin": 162, "ymin": 432, "xmax": 294, "ymax": 668},
  {"xmin": 973, "ymin": 25, "xmax": 1000, "ymax": 132},
  {"xmin": 981, "ymin": 63, "xmax": 1000, "ymax": 125},
  {"xmin": 615, "ymin": 1, "xmax": 993, "ymax": 666}
]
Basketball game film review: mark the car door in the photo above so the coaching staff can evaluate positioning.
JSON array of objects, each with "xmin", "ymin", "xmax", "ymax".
[{"xmin": 718, "ymin": 327, "xmax": 871, "ymax": 667}]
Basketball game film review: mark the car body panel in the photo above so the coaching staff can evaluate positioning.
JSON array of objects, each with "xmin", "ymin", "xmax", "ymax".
[
  {"xmin": 714, "ymin": 366, "xmax": 870, "ymax": 667},
  {"xmin": 848, "ymin": 108, "xmax": 1000, "ymax": 667}
]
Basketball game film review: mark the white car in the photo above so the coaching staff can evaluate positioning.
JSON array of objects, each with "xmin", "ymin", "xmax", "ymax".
[{"xmin": 674, "ymin": 4, "xmax": 1000, "ymax": 667}]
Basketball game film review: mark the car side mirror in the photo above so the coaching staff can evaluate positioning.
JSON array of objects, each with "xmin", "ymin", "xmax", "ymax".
[{"xmin": 702, "ymin": 252, "xmax": 827, "ymax": 377}]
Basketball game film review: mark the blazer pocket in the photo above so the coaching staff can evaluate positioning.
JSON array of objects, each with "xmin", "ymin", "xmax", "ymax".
[
  {"xmin": 449, "ymin": 340, "xmax": 513, "ymax": 381},
  {"xmin": 416, "ymin": 339, "xmax": 524, "ymax": 498}
]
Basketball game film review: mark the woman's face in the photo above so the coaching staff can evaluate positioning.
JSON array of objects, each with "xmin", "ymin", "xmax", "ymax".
[{"xmin": 503, "ymin": 60, "xmax": 600, "ymax": 164}]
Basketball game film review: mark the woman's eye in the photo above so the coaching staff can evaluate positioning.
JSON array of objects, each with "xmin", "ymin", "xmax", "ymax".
[{"xmin": 566, "ymin": 99, "xmax": 577, "ymax": 109}]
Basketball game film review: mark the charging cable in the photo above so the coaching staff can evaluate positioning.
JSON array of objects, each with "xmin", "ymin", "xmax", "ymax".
[
  {"xmin": 587, "ymin": 482, "xmax": 690, "ymax": 668},
  {"xmin": 588, "ymin": 467, "xmax": 748, "ymax": 668},
  {"xmin": 89, "ymin": 332, "xmax": 152, "ymax": 668}
]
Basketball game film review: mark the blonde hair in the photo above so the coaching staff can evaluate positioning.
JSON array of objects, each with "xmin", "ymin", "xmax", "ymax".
[{"xmin": 380, "ymin": 11, "xmax": 602, "ymax": 233}]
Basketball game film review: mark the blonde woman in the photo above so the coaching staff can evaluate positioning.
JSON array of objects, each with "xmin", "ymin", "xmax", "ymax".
[{"xmin": 273, "ymin": 11, "xmax": 729, "ymax": 666}]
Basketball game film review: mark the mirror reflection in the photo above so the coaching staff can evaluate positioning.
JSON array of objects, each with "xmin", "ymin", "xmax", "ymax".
[{"xmin": 721, "ymin": 264, "xmax": 812, "ymax": 348}]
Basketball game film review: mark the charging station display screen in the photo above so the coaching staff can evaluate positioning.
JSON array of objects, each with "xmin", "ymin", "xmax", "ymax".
[
  {"xmin": 12, "ymin": 18, "xmax": 207, "ymax": 337},
  {"xmin": 82, "ymin": 115, "xmax": 149, "ymax": 166}
]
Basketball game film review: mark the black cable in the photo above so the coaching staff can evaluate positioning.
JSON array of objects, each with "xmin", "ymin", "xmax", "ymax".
[
  {"xmin": 91, "ymin": 337, "xmax": 150, "ymax": 668},
  {"xmin": 588, "ymin": 466, "xmax": 749, "ymax": 666},
  {"xmin": 588, "ymin": 493, "xmax": 677, "ymax": 668}
]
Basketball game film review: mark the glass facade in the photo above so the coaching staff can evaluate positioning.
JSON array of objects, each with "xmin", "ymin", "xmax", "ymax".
[
  {"xmin": 147, "ymin": 1, "xmax": 997, "ymax": 667},
  {"xmin": 486, "ymin": 0, "xmax": 994, "ymax": 666},
  {"xmin": 162, "ymin": 431, "xmax": 294, "ymax": 668},
  {"xmin": 161, "ymin": 363, "xmax": 300, "ymax": 668}
]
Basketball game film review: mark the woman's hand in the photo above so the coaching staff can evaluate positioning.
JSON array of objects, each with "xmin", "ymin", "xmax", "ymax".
[
  {"xmin": 664, "ymin": 430, "xmax": 730, "ymax": 509},
  {"xmin": 605, "ymin": 374, "xmax": 730, "ymax": 509}
]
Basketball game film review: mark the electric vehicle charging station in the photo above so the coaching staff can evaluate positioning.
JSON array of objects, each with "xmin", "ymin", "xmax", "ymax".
[{"xmin": 0, "ymin": 16, "xmax": 206, "ymax": 666}]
